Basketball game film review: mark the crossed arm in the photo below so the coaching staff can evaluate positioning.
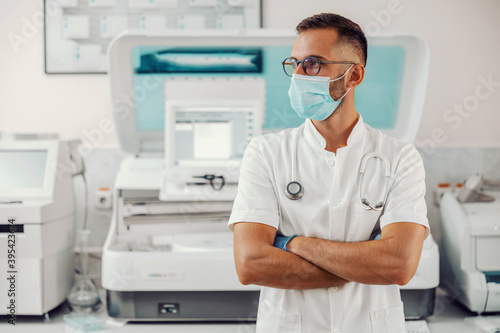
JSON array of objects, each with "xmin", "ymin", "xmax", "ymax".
[
  {"xmin": 233, "ymin": 222, "xmax": 348, "ymax": 289},
  {"xmin": 233, "ymin": 221, "xmax": 426, "ymax": 289}
]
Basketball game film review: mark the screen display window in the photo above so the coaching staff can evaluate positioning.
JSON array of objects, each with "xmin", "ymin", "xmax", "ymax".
[
  {"xmin": 174, "ymin": 110, "xmax": 252, "ymax": 167},
  {"xmin": 0, "ymin": 151, "xmax": 48, "ymax": 189}
]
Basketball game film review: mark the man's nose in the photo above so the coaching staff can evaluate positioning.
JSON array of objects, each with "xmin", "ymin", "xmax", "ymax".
[{"xmin": 294, "ymin": 63, "xmax": 306, "ymax": 76}]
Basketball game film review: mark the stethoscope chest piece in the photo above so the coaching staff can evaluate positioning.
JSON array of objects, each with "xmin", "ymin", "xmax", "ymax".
[{"xmin": 285, "ymin": 181, "xmax": 304, "ymax": 200}]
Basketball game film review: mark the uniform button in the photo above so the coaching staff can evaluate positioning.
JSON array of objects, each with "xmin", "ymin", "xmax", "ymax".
[
  {"xmin": 332, "ymin": 199, "xmax": 340, "ymax": 206},
  {"xmin": 327, "ymin": 159, "xmax": 335, "ymax": 166}
]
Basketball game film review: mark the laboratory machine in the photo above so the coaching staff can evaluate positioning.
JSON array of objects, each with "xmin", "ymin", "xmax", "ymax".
[
  {"xmin": 101, "ymin": 30, "xmax": 438, "ymax": 321},
  {"xmin": 0, "ymin": 135, "xmax": 77, "ymax": 316},
  {"xmin": 440, "ymin": 189, "xmax": 500, "ymax": 313}
]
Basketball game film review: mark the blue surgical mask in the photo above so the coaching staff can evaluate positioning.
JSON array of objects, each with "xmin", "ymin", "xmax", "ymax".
[{"xmin": 288, "ymin": 65, "xmax": 353, "ymax": 121}]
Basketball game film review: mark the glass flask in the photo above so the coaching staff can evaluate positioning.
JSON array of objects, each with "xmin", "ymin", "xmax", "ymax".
[{"xmin": 68, "ymin": 229, "xmax": 102, "ymax": 312}]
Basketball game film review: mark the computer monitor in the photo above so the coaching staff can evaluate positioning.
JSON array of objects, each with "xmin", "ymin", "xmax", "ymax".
[
  {"xmin": 165, "ymin": 99, "xmax": 262, "ymax": 181},
  {"xmin": 0, "ymin": 151, "xmax": 48, "ymax": 189},
  {"xmin": 0, "ymin": 141, "xmax": 59, "ymax": 199}
]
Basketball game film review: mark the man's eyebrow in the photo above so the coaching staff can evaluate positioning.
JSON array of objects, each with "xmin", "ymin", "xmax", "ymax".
[
  {"xmin": 290, "ymin": 54, "xmax": 330, "ymax": 60},
  {"xmin": 309, "ymin": 54, "xmax": 328, "ymax": 60}
]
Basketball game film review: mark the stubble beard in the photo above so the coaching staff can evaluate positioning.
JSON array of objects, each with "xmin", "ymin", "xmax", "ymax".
[{"xmin": 328, "ymin": 76, "xmax": 348, "ymax": 119}]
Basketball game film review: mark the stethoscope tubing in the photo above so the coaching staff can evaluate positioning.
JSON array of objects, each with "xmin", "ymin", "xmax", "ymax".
[
  {"xmin": 286, "ymin": 123, "xmax": 392, "ymax": 211},
  {"xmin": 285, "ymin": 125, "xmax": 305, "ymax": 200},
  {"xmin": 358, "ymin": 139, "xmax": 392, "ymax": 211}
]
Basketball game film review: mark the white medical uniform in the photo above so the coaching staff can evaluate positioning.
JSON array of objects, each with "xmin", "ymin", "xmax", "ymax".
[{"xmin": 228, "ymin": 114, "xmax": 429, "ymax": 333}]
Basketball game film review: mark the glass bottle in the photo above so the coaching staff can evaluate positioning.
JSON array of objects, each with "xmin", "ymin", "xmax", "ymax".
[{"xmin": 67, "ymin": 229, "xmax": 102, "ymax": 312}]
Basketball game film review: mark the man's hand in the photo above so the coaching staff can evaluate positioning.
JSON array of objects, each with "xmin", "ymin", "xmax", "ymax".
[
  {"xmin": 233, "ymin": 222, "xmax": 349, "ymax": 289},
  {"xmin": 286, "ymin": 222, "xmax": 426, "ymax": 286}
]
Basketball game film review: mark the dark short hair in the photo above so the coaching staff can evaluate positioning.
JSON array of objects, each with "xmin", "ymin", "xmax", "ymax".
[{"xmin": 296, "ymin": 13, "xmax": 368, "ymax": 67}]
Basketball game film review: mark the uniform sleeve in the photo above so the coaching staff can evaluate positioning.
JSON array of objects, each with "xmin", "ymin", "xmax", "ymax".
[
  {"xmin": 228, "ymin": 137, "xmax": 280, "ymax": 231},
  {"xmin": 379, "ymin": 145, "xmax": 430, "ymax": 239}
]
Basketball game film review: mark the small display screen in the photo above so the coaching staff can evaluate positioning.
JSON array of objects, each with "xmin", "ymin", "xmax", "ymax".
[
  {"xmin": 173, "ymin": 109, "xmax": 252, "ymax": 167},
  {"xmin": 0, "ymin": 151, "xmax": 48, "ymax": 189}
]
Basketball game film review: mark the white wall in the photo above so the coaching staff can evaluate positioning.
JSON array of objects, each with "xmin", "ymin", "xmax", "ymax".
[
  {"xmin": 263, "ymin": 0, "xmax": 500, "ymax": 148},
  {"xmin": 0, "ymin": 1, "xmax": 118, "ymax": 147},
  {"xmin": 1, "ymin": 0, "xmax": 499, "ymax": 148}
]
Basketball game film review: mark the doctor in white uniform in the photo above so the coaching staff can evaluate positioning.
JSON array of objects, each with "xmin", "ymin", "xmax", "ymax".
[{"xmin": 228, "ymin": 13, "xmax": 429, "ymax": 333}]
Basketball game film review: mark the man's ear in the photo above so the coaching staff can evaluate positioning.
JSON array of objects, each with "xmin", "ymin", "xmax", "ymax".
[{"xmin": 346, "ymin": 64, "xmax": 365, "ymax": 88}]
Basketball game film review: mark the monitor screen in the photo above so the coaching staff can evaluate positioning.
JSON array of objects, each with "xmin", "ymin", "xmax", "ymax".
[
  {"xmin": 0, "ymin": 150, "xmax": 48, "ymax": 189},
  {"xmin": 173, "ymin": 108, "xmax": 252, "ymax": 167}
]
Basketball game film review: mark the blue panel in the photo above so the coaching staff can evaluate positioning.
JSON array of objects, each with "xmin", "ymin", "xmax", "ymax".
[
  {"xmin": 136, "ymin": 49, "xmax": 262, "ymax": 73},
  {"xmin": 261, "ymin": 46, "xmax": 304, "ymax": 129},
  {"xmin": 131, "ymin": 45, "xmax": 405, "ymax": 132},
  {"xmin": 355, "ymin": 46, "xmax": 406, "ymax": 129}
]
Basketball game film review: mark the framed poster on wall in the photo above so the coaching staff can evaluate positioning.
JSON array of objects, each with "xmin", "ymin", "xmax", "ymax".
[{"xmin": 44, "ymin": 0, "xmax": 262, "ymax": 74}]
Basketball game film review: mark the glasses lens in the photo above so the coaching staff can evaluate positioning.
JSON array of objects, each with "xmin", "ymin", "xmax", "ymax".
[
  {"xmin": 283, "ymin": 58, "xmax": 295, "ymax": 76},
  {"xmin": 303, "ymin": 57, "xmax": 321, "ymax": 76}
]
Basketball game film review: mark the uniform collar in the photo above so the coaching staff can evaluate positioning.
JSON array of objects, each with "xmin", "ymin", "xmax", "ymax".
[{"xmin": 303, "ymin": 113, "xmax": 365, "ymax": 153}]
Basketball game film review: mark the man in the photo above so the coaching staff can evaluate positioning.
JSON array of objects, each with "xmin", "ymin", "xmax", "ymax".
[{"xmin": 228, "ymin": 13, "xmax": 429, "ymax": 333}]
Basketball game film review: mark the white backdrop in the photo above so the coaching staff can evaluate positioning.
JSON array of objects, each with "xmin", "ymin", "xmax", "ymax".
[{"xmin": 1, "ymin": 0, "xmax": 499, "ymax": 148}]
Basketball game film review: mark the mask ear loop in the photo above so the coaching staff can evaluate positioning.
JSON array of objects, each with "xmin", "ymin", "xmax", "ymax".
[
  {"xmin": 334, "ymin": 87, "xmax": 351, "ymax": 102},
  {"xmin": 329, "ymin": 64, "xmax": 355, "ymax": 82},
  {"xmin": 329, "ymin": 64, "xmax": 354, "ymax": 102}
]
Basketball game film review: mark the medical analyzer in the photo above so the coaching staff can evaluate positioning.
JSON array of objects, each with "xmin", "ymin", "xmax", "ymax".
[
  {"xmin": 101, "ymin": 29, "xmax": 439, "ymax": 321},
  {"xmin": 440, "ymin": 188, "xmax": 500, "ymax": 313},
  {"xmin": 0, "ymin": 135, "xmax": 78, "ymax": 317}
]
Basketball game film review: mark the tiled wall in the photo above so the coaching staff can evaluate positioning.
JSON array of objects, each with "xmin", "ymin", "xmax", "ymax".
[
  {"xmin": 74, "ymin": 148, "xmax": 129, "ymax": 248},
  {"xmin": 80, "ymin": 147, "xmax": 500, "ymax": 248}
]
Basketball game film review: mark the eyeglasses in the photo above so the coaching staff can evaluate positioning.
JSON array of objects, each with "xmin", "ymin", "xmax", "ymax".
[
  {"xmin": 282, "ymin": 56, "xmax": 355, "ymax": 77},
  {"xmin": 193, "ymin": 174, "xmax": 226, "ymax": 191}
]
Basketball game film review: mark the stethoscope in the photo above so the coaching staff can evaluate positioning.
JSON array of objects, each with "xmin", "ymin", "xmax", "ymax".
[
  {"xmin": 285, "ymin": 127, "xmax": 392, "ymax": 211},
  {"xmin": 358, "ymin": 145, "xmax": 391, "ymax": 211},
  {"xmin": 284, "ymin": 126, "xmax": 305, "ymax": 200}
]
